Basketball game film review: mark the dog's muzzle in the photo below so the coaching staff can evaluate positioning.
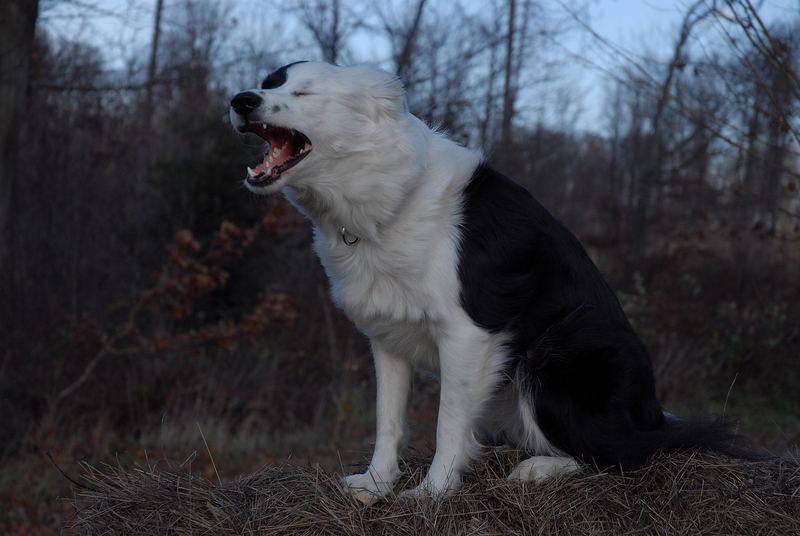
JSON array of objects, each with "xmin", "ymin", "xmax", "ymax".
[{"xmin": 230, "ymin": 92, "xmax": 313, "ymax": 187}]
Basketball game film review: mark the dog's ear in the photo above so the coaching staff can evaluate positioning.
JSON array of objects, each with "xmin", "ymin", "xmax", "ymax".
[{"xmin": 340, "ymin": 66, "xmax": 406, "ymax": 121}]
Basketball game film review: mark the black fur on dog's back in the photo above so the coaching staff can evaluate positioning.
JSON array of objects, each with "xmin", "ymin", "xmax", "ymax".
[{"xmin": 457, "ymin": 164, "xmax": 754, "ymax": 470}]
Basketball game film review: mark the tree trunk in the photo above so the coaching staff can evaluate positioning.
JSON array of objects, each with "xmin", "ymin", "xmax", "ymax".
[
  {"xmin": 741, "ymin": 102, "xmax": 761, "ymax": 221},
  {"xmin": 500, "ymin": 0, "xmax": 516, "ymax": 148},
  {"xmin": 631, "ymin": 1, "xmax": 705, "ymax": 273},
  {"xmin": 763, "ymin": 62, "xmax": 791, "ymax": 232},
  {"xmin": 0, "ymin": 0, "xmax": 39, "ymax": 337},
  {"xmin": 329, "ymin": 0, "xmax": 340, "ymax": 64},
  {"xmin": 144, "ymin": 0, "xmax": 164, "ymax": 128},
  {"xmin": 394, "ymin": 0, "xmax": 428, "ymax": 89}
]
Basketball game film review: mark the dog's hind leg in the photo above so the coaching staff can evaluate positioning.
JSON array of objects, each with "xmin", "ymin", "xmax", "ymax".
[
  {"xmin": 507, "ymin": 455, "xmax": 581, "ymax": 483},
  {"xmin": 400, "ymin": 319, "xmax": 507, "ymax": 499},
  {"xmin": 489, "ymin": 381, "xmax": 581, "ymax": 484},
  {"xmin": 341, "ymin": 342, "xmax": 411, "ymax": 505}
]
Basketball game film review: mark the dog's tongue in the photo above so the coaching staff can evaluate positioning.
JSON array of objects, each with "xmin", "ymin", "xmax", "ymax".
[
  {"xmin": 252, "ymin": 129, "xmax": 294, "ymax": 176},
  {"xmin": 265, "ymin": 129, "xmax": 294, "ymax": 165}
]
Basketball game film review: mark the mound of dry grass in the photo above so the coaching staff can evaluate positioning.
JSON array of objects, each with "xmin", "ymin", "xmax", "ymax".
[{"xmin": 72, "ymin": 450, "xmax": 799, "ymax": 535}]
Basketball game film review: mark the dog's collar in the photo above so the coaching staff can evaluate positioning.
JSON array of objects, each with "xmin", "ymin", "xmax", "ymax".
[{"xmin": 340, "ymin": 226, "xmax": 360, "ymax": 246}]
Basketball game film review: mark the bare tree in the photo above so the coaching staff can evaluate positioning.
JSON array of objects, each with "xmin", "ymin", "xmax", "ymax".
[
  {"xmin": 373, "ymin": 0, "xmax": 428, "ymax": 90},
  {"xmin": 143, "ymin": 0, "xmax": 164, "ymax": 126},
  {"xmin": 479, "ymin": 1, "xmax": 504, "ymax": 151},
  {"xmin": 629, "ymin": 1, "xmax": 712, "ymax": 269},
  {"xmin": 392, "ymin": 0, "xmax": 427, "ymax": 87},
  {"xmin": 715, "ymin": 0, "xmax": 800, "ymax": 143},
  {"xmin": 704, "ymin": 1, "xmax": 800, "ymax": 228},
  {"xmin": 294, "ymin": 0, "xmax": 349, "ymax": 64},
  {"xmin": 500, "ymin": 0, "xmax": 517, "ymax": 147}
]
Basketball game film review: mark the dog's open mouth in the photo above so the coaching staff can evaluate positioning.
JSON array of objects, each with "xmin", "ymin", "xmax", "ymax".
[{"xmin": 239, "ymin": 123, "xmax": 312, "ymax": 185}]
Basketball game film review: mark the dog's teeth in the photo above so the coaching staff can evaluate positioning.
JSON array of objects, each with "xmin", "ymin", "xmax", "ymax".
[
  {"xmin": 267, "ymin": 155, "xmax": 273, "ymax": 163},
  {"xmin": 247, "ymin": 166, "xmax": 257, "ymax": 177},
  {"xmin": 272, "ymin": 147, "xmax": 280, "ymax": 156},
  {"xmin": 262, "ymin": 122, "xmax": 267, "ymax": 129}
]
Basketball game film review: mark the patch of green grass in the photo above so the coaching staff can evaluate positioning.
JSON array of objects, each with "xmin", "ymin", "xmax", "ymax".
[
  {"xmin": 714, "ymin": 393, "xmax": 800, "ymax": 448},
  {"xmin": 669, "ymin": 390, "xmax": 800, "ymax": 451}
]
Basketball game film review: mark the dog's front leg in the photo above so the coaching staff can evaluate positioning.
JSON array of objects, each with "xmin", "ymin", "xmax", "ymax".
[
  {"xmin": 400, "ymin": 321, "xmax": 499, "ymax": 499},
  {"xmin": 341, "ymin": 341, "xmax": 411, "ymax": 505}
]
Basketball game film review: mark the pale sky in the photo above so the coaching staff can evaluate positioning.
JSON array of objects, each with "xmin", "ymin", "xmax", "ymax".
[{"xmin": 39, "ymin": 0, "xmax": 797, "ymax": 131}]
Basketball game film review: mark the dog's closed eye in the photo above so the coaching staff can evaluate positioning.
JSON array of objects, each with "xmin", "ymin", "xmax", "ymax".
[{"xmin": 292, "ymin": 91, "xmax": 312, "ymax": 97}]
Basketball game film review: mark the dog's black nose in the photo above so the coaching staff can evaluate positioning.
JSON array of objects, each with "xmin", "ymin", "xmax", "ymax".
[{"xmin": 230, "ymin": 91, "xmax": 262, "ymax": 115}]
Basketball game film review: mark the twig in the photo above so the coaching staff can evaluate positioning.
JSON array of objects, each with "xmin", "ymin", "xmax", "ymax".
[
  {"xmin": 46, "ymin": 451, "xmax": 101, "ymax": 493},
  {"xmin": 722, "ymin": 372, "xmax": 739, "ymax": 419},
  {"xmin": 197, "ymin": 422, "xmax": 222, "ymax": 486},
  {"xmin": 55, "ymin": 297, "xmax": 146, "ymax": 402}
]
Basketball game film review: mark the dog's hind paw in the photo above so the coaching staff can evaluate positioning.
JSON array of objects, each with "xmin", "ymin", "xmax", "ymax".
[
  {"xmin": 341, "ymin": 471, "xmax": 395, "ymax": 506},
  {"xmin": 507, "ymin": 455, "xmax": 581, "ymax": 484}
]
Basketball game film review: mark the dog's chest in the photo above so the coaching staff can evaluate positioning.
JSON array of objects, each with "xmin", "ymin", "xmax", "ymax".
[
  {"xmin": 316, "ymin": 235, "xmax": 435, "ymax": 319},
  {"xmin": 313, "ymin": 224, "xmax": 460, "ymax": 346}
]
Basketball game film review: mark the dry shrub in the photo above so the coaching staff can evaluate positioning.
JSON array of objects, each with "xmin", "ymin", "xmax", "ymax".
[{"xmin": 72, "ymin": 450, "xmax": 800, "ymax": 535}]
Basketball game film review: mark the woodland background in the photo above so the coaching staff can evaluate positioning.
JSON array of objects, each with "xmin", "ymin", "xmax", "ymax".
[{"xmin": 0, "ymin": 0, "xmax": 798, "ymax": 532}]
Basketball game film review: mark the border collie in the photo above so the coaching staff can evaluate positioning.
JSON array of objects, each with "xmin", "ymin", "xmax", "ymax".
[{"xmin": 229, "ymin": 61, "xmax": 746, "ymax": 504}]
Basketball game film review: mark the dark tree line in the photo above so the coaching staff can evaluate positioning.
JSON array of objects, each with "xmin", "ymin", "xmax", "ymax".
[{"xmin": 0, "ymin": 0, "xmax": 798, "ymax": 462}]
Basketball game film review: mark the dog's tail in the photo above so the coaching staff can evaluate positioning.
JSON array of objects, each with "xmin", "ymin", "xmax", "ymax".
[
  {"xmin": 579, "ymin": 411, "xmax": 771, "ymax": 471},
  {"xmin": 649, "ymin": 410, "xmax": 769, "ymax": 462},
  {"xmin": 520, "ymin": 307, "xmax": 770, "ymax": 468}
]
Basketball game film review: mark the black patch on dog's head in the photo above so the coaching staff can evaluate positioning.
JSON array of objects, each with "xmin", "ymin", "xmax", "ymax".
[{"xmin": 261, "ymin": 61, "xmax": 309, "ymax": 89}]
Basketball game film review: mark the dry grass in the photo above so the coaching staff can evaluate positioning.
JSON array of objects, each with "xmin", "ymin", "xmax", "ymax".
[{"xmin": 70, "ymin": 449, "xmax": 800, "ymax": 535}]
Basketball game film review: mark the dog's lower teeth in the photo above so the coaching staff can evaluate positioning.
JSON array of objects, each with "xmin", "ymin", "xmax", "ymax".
[{"xmin": 235, "ymin": 119, "xmax": 312, "ymax": 187}]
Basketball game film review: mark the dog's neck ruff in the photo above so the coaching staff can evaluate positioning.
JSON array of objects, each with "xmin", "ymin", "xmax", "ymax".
[
  {"xmin": 283, "ymin": 115, "xmax": 481, "ymax": 252},
  {"xmin": 340, "ymin": 226, "xmax": 360, "ymax": 246}
]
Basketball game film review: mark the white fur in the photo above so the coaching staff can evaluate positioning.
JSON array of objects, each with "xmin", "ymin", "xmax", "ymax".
[{"xmin": 232, "ymin": 62, "xmax": 574, "ymax": 503}]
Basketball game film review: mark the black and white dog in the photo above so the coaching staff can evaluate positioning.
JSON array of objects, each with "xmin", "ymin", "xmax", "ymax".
[{"xmin": 230, "ymin": 61, "xmax": 743, "ymax": 504}]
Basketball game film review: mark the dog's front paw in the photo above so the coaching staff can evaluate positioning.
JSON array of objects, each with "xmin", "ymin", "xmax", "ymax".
[
  {"xmin": 397, "ymin": 484, "xmax": 430, "ymax": 500},
  {"xmin": 398, "ymin": 475, "xmax": 461, "ymax": 501},
  {"xmin": 341, "ymin": 471, "xmax": 395, "ymax": 506}
]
